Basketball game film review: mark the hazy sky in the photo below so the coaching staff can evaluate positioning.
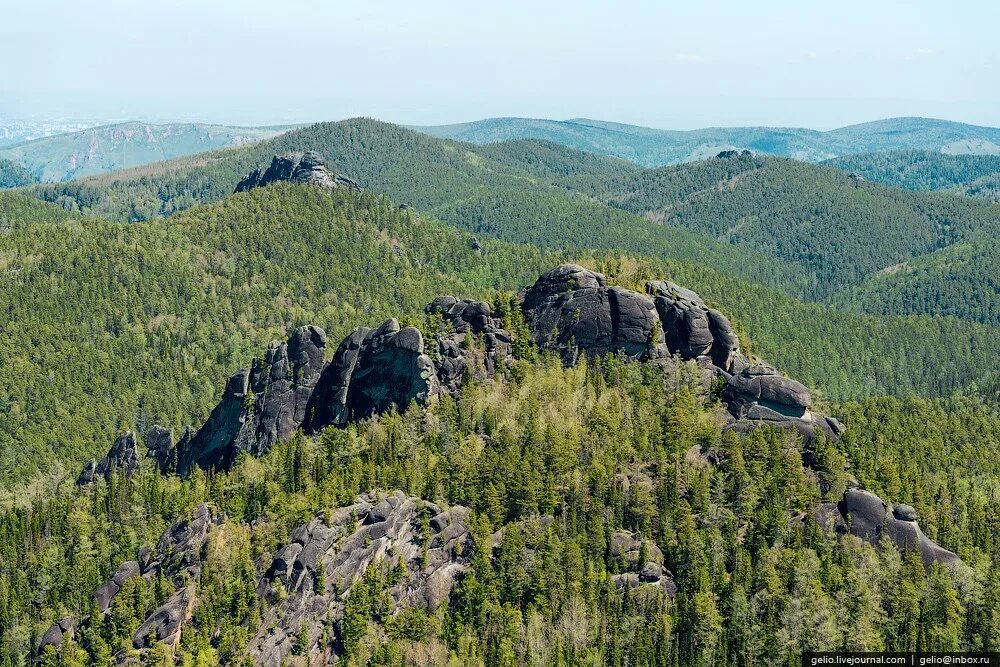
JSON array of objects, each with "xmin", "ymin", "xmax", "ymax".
[{"xmin": 2, "ymin": 0, "xmax": 998, "ymax": 129}]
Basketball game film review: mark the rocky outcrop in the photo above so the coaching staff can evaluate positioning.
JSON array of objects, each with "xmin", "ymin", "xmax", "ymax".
[
  {"xmin": 145, "ymin": 425, "xmax": 175, "ymax": 474},
  {"xmin": 815, "ymin": 488, "xmax": 959, "ymax": 568},
  {"xmin": 306, "ymin": 319, "xmax": 438, "ymax": 432},
  {"xmin": 77, "ymin": 431, "xmax": 141, "ymax": 484},
  {"xmin": 179, "ymin": 265, "xmax": 837, "ymax": 475},
  {"xmin": 235, "ymin": 151, "xmax": 361, "ymax": 193},
  {"xmin": 609, "ymin": 530, "xmax": 678, "ymax": 598},
  {"xmin": 522, "ymin": 264, "xmax": 658, "ymax": 362},
  {"xmin": 716, "ymin": 149, "xmax": 752, "ymax": 158},
  {"xmin": 177, "ymin": 326, "xmax": 326, "ymax": 474},
  {"xmin": 425, "ymin": 297, "xmax": 513, "ymax": 391},
  {"xmin": 521, "ymin": 265, "xmax": 838, "ymax": 442},
  {"xmin": 250, "ymin": 491, "xmax": 472, "ymax": 665}
]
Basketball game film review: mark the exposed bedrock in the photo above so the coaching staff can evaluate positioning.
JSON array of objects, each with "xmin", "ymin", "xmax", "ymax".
[
  {"xmin": 175, "ymin": 265, "xmax": 838, "ymax": 475},
  {"xmin": 77, "ymin": 431, "xmax": 141, "ymax": 485},
  {"xmin": 235, "ymin": 151, "xmax": 362, "ymax": 193},
  {"xmin": 815, "ymin": 488, "xmax": 960, "ymax": 568}
]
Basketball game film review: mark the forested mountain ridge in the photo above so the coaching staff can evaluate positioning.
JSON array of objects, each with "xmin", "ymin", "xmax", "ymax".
[
  {"xmin": 10, "ymin": 261, "xmax": 1000, "ymax": 666},
  {"xmin": 0, "ymin": 158, "xmax": 36, "ymax": 188},
  {"xmin": 414, "ymin": 116, "xmax": 1000, "ymax": 166},
  {"xmin": 824, "ymin": 150, "xmax": 1000, "ymax": 195},
  {"xmin": 0, "ymin": 121, "xmax": 294, "ymax": 182},
  {"xmin": 583, "ymin": 153, "xmax": 1000, "ymax": 296},
  {"xmin": 4, "ymin": 177, "xmax": 1000, "ymax": 489}
]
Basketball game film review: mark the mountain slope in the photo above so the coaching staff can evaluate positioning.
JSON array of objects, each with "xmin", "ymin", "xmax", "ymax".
[
  {"xmin": 830, "ymin": 241, "xmax": 1000, "ymax": 326},
  {"xmin": 589, "ymin": 153, "xmax": 1000, "ymax": 296},
  {"xmin": 0, "ymin": 158, "xmax": 36, "ymax": 188},
  {"xmin": 5, "ymin": 181, "xmax": 1000, "ymax": 486},
  {"xmin": 28, "ymin": 119, "xmax": 812, "ymax": 295},
  {"xmin": 824, "ymin": 150, "xmax": 1000, "ymax": 194},
  {"xmin": 415, "ymin": 116, "xmax": 1000, "ymax": 166},
  {"xmin": 0, "ymin": 121, "xmax": 293, "ymax": 181}
]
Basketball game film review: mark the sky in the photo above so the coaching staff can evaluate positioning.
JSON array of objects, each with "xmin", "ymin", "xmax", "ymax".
[{"xmin": 2, "ymin": 0, "xmax": 998, "ymax": 130}]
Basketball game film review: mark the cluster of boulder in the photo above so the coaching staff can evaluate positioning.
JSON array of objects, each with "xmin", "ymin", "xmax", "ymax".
[
  {"xmin": 234, "ymin": 151, "xmax": 361, "ymax": 194},
  {"xmin": 250, "ymin": 491, "xmax": 475, "ymax": 665},
  {"xmin": 77, "ymin": 431, "xmax": 141, "ymax": 484},
  {"xmin": 608, "ymin": 529, "xmax": 677, "ymax": 598},
  {"xmin": 521, "ymin": 264, "xmax": 841, "ymax": 440}
]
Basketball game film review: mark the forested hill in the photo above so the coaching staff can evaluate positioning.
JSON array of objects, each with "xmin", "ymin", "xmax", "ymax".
[
  {"xmin": 0, "ymin": 158, "xmax": 36, "ymax": 188},
  {"xmin": 585, "ymin": 152, "xmax": 1000, "ymax": 296},
  {"xmin": 3, "ymin": 183, "xmax": 1000, "ymax": 486},
  {"xmin": 824, "ymin": 150, "xmax": 1000, "ymax": 196},
  {"xmin": 0, "ymin": 121, "xmax": 294, "ymax": 182},
  {"xmin": 22, "ymin": 118, "xmax": 1000, "ymax": 323},
  {"xmin": 414, "ymin": 116, "xmax": 1000, "ymax": 165}
]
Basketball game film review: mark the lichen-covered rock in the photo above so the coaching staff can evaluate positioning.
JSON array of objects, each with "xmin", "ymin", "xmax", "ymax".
[
  {"xmin": 77, "ymin": 431, "xmax": 141, "ymax": 484},
  {"xmin": 235, "ymin": 151, "xmax": 361, "ymax": 193},
  {"xmin": 426, "ymin": 297, "xmax": 513, "ymax": 391},
  {"xmin": 522, "ymin": 264, "xmax": 658, "ymax": 361},
  {"xmin": 307, "ymin": 319, "xmax": 438, "ymax": 431},
  {"xmin": 608, "ymin": 530, "xmax": 677, "ymax": 598}
]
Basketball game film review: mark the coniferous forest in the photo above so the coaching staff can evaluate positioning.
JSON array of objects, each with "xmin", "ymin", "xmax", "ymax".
[{"xmin": 1, "ymin": 110, "xmax": 1000, "ymax": 667}]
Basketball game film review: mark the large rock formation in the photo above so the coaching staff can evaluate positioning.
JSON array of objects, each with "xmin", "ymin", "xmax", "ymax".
[
  {"xmin": 177, "ymin": 326, "xmax": 326, "ymax": 473},
  {"xmin": 77, "ymin": 431, "xmax": 141, "ymax": 484},
  {"xmin": 815, "ymin": 488, "xmax": 959, "ymax": 567},
  {"xmin": 235, "ymin": 151, "xmax": 361, "ymax": 193},
  {"xmin": 521, "ymin": 265, "xmax": 838, "ymax": 441},
  {"xmin": 306, "ymin": 319, "xmax": 439, "ymax": 432},
  {"xmin": 609, "ymin": 530, "xmax": 678, "ymax": 598},
  {"xmin": 522, "ymin": 264, "xmax": 658, "ymax": 362},
  {"xmin": 178, "ymin": 265, "xmax": 838, "ymax": 475}
]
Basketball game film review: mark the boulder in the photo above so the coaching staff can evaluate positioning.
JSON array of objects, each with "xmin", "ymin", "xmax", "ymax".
[
  {"xmin": 36, "ymin": 617, "xmax": 73, "ymax": 655},
  {"xmin": 838, "ymin": 489, "xmax": 959, "ymax": 568},
  {"xmin": 77, "ymin": 431, "xmax": 141, "ymax": 484},
  {"xmin": 134, "ymin": 590, "xmax": 189, "ymax": 649},
  {"xmin": 522, "ymin": 264, "xmax": 658, "ymax": 361}
]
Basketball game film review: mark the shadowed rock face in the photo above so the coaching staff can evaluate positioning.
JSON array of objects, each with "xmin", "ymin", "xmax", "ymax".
[
  {"xmin": 177, "ymin": 326, "xmax": 326, "ymax": 473},
  {"xmin": 306, "ymin": 319, "xmax": 439, "ymax": 432},
  {"xmin": 522, "ymin": 264, "xmax": 658, "ymax": 361},
  {"xmin": 815, "ymin": 489, "xmax": 960, "ymax": 568},
  {"xmin": 235, "ymin": 151, "xmax": 362, "ymax": 193},
  {"xmin": 145, "ymin": 425, "xmax": 175, "ymax": 474},
  {"xmin": 77, "ymin": 431, "xmax": 141, "ymax": 484},
  {"xmin": 36, "ymin": 617, "xmax": 73, "ymax": 655}
]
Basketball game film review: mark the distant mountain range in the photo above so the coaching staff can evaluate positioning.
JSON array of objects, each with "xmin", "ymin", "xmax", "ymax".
[
  {"xmin": 0, "ymin": 121, "xmax": 296, "ymax": 181},
  {"xmin": 414, "ymin": 116, "xmax": 1000, "ymax": 166}
]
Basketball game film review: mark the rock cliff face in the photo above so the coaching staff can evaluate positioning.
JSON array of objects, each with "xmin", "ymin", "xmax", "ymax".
[
  {"xmin": 176, "ymin": 326, "xmax": 326, "ymax": 474},
  {"xmin": 235, "ymin": 151, "xmax": 362, "ymax": 193},
  {"xmin": 77, "ymin": 431, "xmax": 141, "ymax": 484}
]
